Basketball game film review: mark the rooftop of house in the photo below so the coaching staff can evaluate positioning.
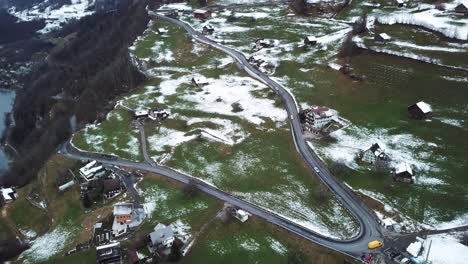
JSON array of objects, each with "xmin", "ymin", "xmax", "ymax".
[
  {"xmin": 194, "ymin": 9, "xmax": 209, "ymax": 14},
  {"xmin": 149, "ymin": 223, "xmax": 174, "ymax": 245},
  {"xmin": 96, "ymin": 242, "xmax": 122, "ymax": 261},
  {"xmin": 307, "ymin": 106, "xmax": 335, "ymax": 118},
  {"xmin": 157, "ymin": 28, "xmax": 168, "ymax": 33},
  {"xmin": 395, "ymin": 163, "xmax": 413, "ymax": 176},
  {"xmin": 379, "ymin": 33, "xmax": 391, "ymax": 40},
  {"xmin": 113, "ymin": 203, "xmax": 133, "ymax": 216},
  {"xmin": 192, "ymin": 75, "xmax": 209, "ymax": 85},
  {"xmin": 367, "ymin": 143, "xmax": 386, "ymax": 157},
  {"xmin": 135, "ymin": 110, "xmax": 149, "ymax": 116},
  {"xmin": 305, "ymin": 36, "xmax": 317, "ymax": 42},
  {"xmin": 203, "ymin": 24, "xmax": 214, "ymax": 29},
  {"xmin": 103, "ymin": 179, "xmax": 122, "ymax": 193},
  {"xmin": 415, "ymin": 101, "xmax": 432, "ymax": 113},
  {"xmin": 1, "ymin": 187, "xmax": 17, "ymax": 201},
  {"xmin": 80, "ymin": 160, "xmax": 98, "ymax": 173}
]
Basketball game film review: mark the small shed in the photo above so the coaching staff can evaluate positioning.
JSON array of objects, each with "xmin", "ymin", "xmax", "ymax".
[
  {"xmin": 394, "ymin": 163, "xmax": 415, "ymax": 183},
  {"xmin": 192, "ymin": 76, "xmax": 209, "ymax": 87},
  {"xmin": 134, "ymin": 110, "xmax": 149, "ymax": 119},
  {"xmin": 395, "ymin": 0, "xmax": 405, "ymax": 8},
  {"xmin": 408, "ymin": 101, "xmax": 432, "ymax": 119},
  {"xmin": 304, "ymin": 36, "xmax": 317, "ymax": 45},
  {"xmin": 454, "ymin": 3, "xmax": 468, "ymax": 16},
  {"xmin": 374, "ymin": 33, "xmax": 392, "ymax": 43},
  {"xmin": 157, "ymin": 28, "xmax": 168, "ymax": 35},
  {"xmin": 193, "ymin": 9, "xmax": 211, "ymax": 20},
  {"xmin": 202, "ymin": 24, "xmax": 214, "ymax": 34}
]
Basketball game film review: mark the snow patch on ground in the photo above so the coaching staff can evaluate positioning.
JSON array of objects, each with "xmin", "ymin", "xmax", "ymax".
[
  {"xmin": 376, "ymin": 4, "xmax": 468, "ymax": 40},
  {"xmin": 421, "ymin": 233, "xmax": 468, "ymax": 264},
  {"xmin": 9, "ymin": 0, "xmax": 95, "ymax": 33},
  {"xmin": 21, "ymin": 224, "xmax": 76, "ymax": 262},
  {"xmin": 239, "ymin": 238, "xmax": 260, "ymax": 251},
  {"xmin": 436, "ymin": 118, "xmax": 465, "ymax": 128},
  {"xmin": 267, "ymin": 237, "xmax": 287, "ymax": 255},
  {"xmin": 147, "ymin": 127, "xmax": 197, "ymax": 153}
]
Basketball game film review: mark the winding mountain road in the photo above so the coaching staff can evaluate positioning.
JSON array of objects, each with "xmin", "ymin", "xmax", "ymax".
[{"xmin": 59, "ymin": 11, "xmax": 385, "ymax": 261}]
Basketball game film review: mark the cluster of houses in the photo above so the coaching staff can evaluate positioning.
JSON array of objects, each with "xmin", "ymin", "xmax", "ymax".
[
  {"xmin": 78, "ymin": 161, "xmax": 126, "ymax": 206},
  {"xmin": 93, "ymin": 202, "xmax": 146, "ymax": 263},
  {"xmin": 357, "ymin": 101, "xmax": 432, "ymax": 183},
  {"xmin": 0, "ymin": 187, "xmax": 18, "ymax": 206},
  {"xmin": 359, "ymin": 143, "xmax": 416, "ymax": 183}
]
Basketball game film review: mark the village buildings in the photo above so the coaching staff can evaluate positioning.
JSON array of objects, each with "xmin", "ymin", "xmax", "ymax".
[
  {"xmin": 193, "ymin": 9, "xmax": 211, "ymax": 20},
  {"xmin": 79, "ymin": 160, "xmax": 105, "ymax": 182},
  {"xmin": 375, "ymin": 33, "xmax": 392, "ymax": 43},
  {"xmin": 134, "ymin": 109, "xmax": 170, "ymax": 122},
  {"xmin": 231, "ymin": 208, "xmax": 249, "ymax": 223},
  {"xmin": 408, "ymin": 101, "xmax": 432, "ymax": 119},
  {"xmin": 112, "ymin": 203, "xmax": 146, "ymax": 237},
  {"xmin": 304, "ymin": 36, "xmax": 317, "ymax": 45},
  {"xmin": 303, "ymin": 106, "xmax": 336, "ymax": 132},
  {"xmin": 157, "ymin": 27, "xmax": 168, "ymax": 35},
  {"xmin": 192, "ymin": 75, "xmax": 209, "ymax": 87},
  {"xmin": 102, "ymin": 179, "xmax": 125, "ymax": 199},
  {"xmin": 148, "ymin": 223, "xmax": 175, "ymax": 255},
  {"xmin": 454, "ymin": 2, "xmax": 468, "ymax": 16},
  {"xmin": 0, "ymin": 187, "xmax": 18, "ymax": 205},
  {"xmin": 254, "ymin": 38, "xmax": 274, "ymax": 51},
  {"xmin": 359, "ymin": 143, "xmax": 390, "ymax": 166},
  {"xmin": 93, "ymin": 222, "xmax": 112, "ymax": 246},
  {"xmin": 96, "ymin": 242, "xmax": 123, "ymax": 264},
  {"xmin": 393, "ymin": 163, "xmax": 415, "ymax": 183},
  {"xmin": 202, "ymin": 24, "xmax": 214, "ymax": 35}
]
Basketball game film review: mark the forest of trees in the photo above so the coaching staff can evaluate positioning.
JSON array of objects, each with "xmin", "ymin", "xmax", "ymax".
[{"xmin": 2, "ymin": 0, "xmax": 156, "ymax": 186}]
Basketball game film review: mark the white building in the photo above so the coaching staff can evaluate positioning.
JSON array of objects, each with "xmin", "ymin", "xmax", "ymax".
[
  {"xmin": 112, "ymin": 203, "xmax": 145, "ymax": 237},
  {"xmin": 304, "ymin": 106, "xmax": 336, "ymax": 132},
  {"xmin": 1, "ymin": 187, "xmax": 18, "ymax": 203},
  {"xmin": 192, "ymin": 75, "xmax": 209, "ymax": 87},
  {"xmin": 361, "ymin": 143, "xmax": 388, "ymax": 164},
  {"xmin": 149, "ymin": 223, "xmax": 175, "ymax": 252},
  {"xmin": 79, "ymin": 161, "xmax": 105, "ymax": 181},
  {"xmin": 232, "ymin": 209, "xmax": 249, "ymax": 223},
  {"xmin": 134, "ymin": 110, "xmax": 149, "ymax": 118},
  {"xmin": 394, "ymin": 163, "xmax": 415, "ymax": 183},
  {"xmin": 157, "ymin": 28, "xmax": 168, "ymax": 34},
  {"xmin": 375, "ymin": 33, "xmax": 392, "ymax": 42}
]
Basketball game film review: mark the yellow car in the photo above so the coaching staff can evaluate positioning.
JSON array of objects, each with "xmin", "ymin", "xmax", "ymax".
[{"xmin": 368, "ymin": 240, "xmax": 383, "ymax": 249}]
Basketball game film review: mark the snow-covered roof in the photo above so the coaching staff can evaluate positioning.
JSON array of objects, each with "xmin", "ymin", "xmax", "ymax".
[
  {"xmin": 395, "ymin": 163, "xmax": 413, "ymax": 175},
  {"xmin": 113, "ymin": 203, "xmax": 133, "ymax": 216},
  {"xmin": 135, "ymin": 110, "xmax": 149, "ymax": 116},
  {"xmin": 157, "ymin": 28, "xmax": 168, "ymax": 33},
  {"xmin": 79, "ymin": 161, "xmax": 102, "ymax": 177},
  {"xmin": 306, "ymin": 36, "xmax": 317, "ymax": 42},
  {"xmin": 416, "ymin": 101, "xmax": 432, "ymax": 113},
  {"xmin": 150, "ymin": 223, "xmax": 174, "ymax": 245},
  {"xmin": 204, "ymin": 25, "xmax": 214, "ymax": 29},
  {"xmin": 1, "ymin": 188, "xmax": 17, "ymax": 201},
  {"xmin": 396, "ymin": 0, "xmax": 404, "ymax": 4},
  {"xmin": 194, "ymin": 9, "xmax": 209, "ymax": 14},
  {"xmin": 379, "ymin": 33, "xmax": 392, "ymax": 40},
  {"xmin": 192, "ymin": 76, "xmax": 209, "ymax": 85},
  {"xmin": 96, "ymin": 242, "xmax": 120, "ymax": 251},
  {"xmin": 407, "ymin": 240, "xmax": 423, "ymax": 257}
]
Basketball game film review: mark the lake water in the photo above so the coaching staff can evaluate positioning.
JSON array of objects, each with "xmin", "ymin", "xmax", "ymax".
[{"xmin": 0, "ymin": 88, "xmax": 15, "ymax": 176}]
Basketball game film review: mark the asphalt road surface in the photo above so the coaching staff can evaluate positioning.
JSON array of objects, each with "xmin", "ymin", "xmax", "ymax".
[{"xmin": 58, "ymin": 12, "xmax": 386, "ymax": 260}]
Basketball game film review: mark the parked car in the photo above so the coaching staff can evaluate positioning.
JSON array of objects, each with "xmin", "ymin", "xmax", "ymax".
[
  {"xmin": 367, "ymin": 240, "xmax": 383, "ymax": 249},
  {"xmin": 400, "ymin": 258, "xmax": 411, "ymax": 264},
  {"xmin": 314, "ymin": 166, "xmax": 320, "ymax": 173},
  {"xmin": 364, "ymin": 254, "xmax": 372, "ymax": 264}
]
